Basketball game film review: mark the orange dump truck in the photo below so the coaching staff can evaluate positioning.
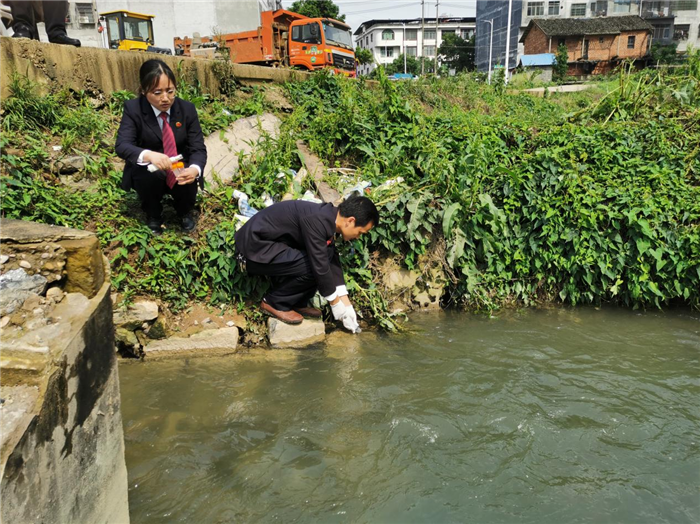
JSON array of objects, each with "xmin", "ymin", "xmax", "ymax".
[{"xmin": 175, "ymin": 9, "xmax": 356, "ymax": 77}]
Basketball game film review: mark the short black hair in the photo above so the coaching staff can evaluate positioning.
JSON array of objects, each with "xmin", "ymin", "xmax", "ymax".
[
  {"xmin": 139, "ymin": 59, "xmax": 176, "ymax": 94},
  {"xmin": 338, "ymin": 196, "xmax": 379, "ymax": 228}
]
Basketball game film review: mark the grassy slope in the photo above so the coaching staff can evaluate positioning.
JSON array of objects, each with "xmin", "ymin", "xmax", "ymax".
[{"xmin": 1, "ymin": 58, "xmax": 698, "ymax": 334}]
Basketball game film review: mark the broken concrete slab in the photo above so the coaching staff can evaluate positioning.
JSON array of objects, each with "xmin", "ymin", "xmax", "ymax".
[
  {"xmin": 268, "ymin": 318, "xmax": 325, "ymax": 349},
  {"xmin": 0, "ymin": 219, "xmax": 94, "ymax": 244},
  {"xmin": 203, "ymin": 113, "xmax": 281, "ymax": 186},
  {"xmin": 143, "ymin": 326, "xmax": 239, "ymax": 359},
  {"xmin": 295, "ymin": 141, "xmax": 341, "ymax": 204}
]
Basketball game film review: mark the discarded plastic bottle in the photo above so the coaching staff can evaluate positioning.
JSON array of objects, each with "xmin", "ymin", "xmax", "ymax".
[{"xmin": 232, "ymin": 190, "xmax": 258, "ymax": 218}]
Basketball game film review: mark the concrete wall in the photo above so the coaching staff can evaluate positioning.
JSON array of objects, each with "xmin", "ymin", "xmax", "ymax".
[
  {"xmin": 0, "ymin": 220, "xmax": 129, "ymax": 524},
  {"xmin": 0, "ymin": 36, "xmax": 309, "ymax": 99}
]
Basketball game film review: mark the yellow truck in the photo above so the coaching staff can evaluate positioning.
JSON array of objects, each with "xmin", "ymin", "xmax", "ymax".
[{"xmin": 99, "ymin": 10, "xmax": 171, "ymax": 54}]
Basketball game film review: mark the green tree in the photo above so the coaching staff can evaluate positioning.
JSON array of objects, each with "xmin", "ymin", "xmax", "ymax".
[
  {"xmin": 288, "ymin": 0, "xmax": 345, "ymax": 21},
  {"xmin": 437, "ymin": 33, "xmax": 475, "ymax": 73},
  {"xmin": 385, "ymin": 54, "xmax": 422, "ymax": 76},
  {"xmin": 553, "ymin": 43, "xmax": 568, "ymax": 83},
  {"xmin": 355, "ymin": 47, "xmax": 374, "ymax": 66},
  {"xmin": 651, "ymin": 42, "xmax": 678, "ymax": 64}
]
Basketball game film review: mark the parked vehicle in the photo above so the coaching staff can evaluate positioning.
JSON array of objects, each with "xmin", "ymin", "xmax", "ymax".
[
  {"xmin": 99, "ymin": 10, "xmax": 171, "ymax": 54},
  {"xmin": 174, "ymin": 9, "xmax": 355, "ymax": 77}
]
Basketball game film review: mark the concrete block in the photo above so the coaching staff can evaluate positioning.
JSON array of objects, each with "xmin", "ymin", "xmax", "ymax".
[
  {"xmin": 143, "ymin": 327, "xmax": 239, "ymax": 359},
  {"xmin": 268, "ymin": 318, "xmax": 325, "ymax": 349}
]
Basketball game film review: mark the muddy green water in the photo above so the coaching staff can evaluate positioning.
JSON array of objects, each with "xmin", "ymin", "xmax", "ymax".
[{"xmin": 120, "ymin": 308, "xmax": 700, "ymax": 523}]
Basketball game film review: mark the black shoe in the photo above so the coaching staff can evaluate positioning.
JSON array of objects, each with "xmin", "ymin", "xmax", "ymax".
[
  {"xmin": 12, "ymin": 25, "xmax": 33, "ymax": 39},
  {"xmin": 181, "ymin": 215, "xmax": 196, "ymax": 232},
  {"xmin": 49, "ymin": 33, "xmax": 81, "ymax": 47},
  {"xmin": 146, "ymin": 217, "xmax": 162, "ymax": 234}
]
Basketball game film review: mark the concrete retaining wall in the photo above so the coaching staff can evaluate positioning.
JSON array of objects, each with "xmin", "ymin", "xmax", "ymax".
[
  {"xmin": 0, "ymin": 220, "xmax": 130, "ymax": 524},
  {"xmin": 0, "ymin": 36, "xmax": 309, "ymax": 99}
]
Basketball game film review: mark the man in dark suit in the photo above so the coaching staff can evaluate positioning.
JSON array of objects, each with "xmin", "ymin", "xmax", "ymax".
[
  {"xmin": 115, "ymin": 60, "xmax": 207, "ymax": 232},
  {"xmin": 234, "ymin": 196, "xmax": 379, "ymax": 330},
  {"xmin": 5, "ymin": 1, "xmax": 81, "ymax": 46}
]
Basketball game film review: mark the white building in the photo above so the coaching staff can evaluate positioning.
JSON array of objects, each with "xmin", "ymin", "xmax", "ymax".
[
  {"xmin": 674, "ymin": 1, "xmax": 700, "ymax": 52},
  {"xmin": 518, "ymin": 0, "xmax": 699, "ymax": 54},
  {"xmin": 354, "ymin": 17, "xmax": 476, "ymax": 76},
  {"xmin": 9, "ymin": 0, "xmax": 281, "ymax": 52}
]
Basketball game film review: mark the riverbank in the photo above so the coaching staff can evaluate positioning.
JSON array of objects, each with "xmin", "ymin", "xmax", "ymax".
[{"xmin": 2, "ymin": 44, "xmax": 698, "ymax": 350}]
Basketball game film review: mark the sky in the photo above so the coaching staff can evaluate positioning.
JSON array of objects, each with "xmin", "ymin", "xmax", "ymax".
[{"xmin": 281, "ymin": 0, "xmax": 478, "ymax": 35}]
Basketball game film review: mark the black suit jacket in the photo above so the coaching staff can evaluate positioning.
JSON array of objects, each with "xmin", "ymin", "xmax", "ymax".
[
  {"xmin": 115, "ymin": 96, "xmax": 207, "ymax": 191},
  {"xmin": 234, "ymin": 200, "xmax": 345, "ymax": 297}
]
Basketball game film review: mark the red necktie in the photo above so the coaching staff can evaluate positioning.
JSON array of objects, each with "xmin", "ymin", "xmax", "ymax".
[{"xmin": 159, "ymin": 112, "xmax": 178, "ymax": 189}]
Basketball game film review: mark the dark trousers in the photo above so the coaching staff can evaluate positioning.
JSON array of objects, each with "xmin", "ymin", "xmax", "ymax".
[
  {"xmin": 132, "ymin": 170, "xmax": 197, "ymax": 220},
  {"xmin": 245, "ymin": 249, "xmax": 319, "ymax": 311},
  {"xmin": 8, "ymin": 1, "xmax": 68, "ymax": 40}
]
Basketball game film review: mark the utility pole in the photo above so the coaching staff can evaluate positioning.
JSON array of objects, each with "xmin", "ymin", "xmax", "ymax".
[
  {"xmin": 403, "ymin": 22, "xmax": 407, "ymax": 74},
  {"xmin": 486, "ymin": 19, "xmax": 494, "ymax": 83},
  {"xmin": 421, "ymin": 0, "xmax": 425, "ymax": 75},
  {"xmin": 434, "ymin": 0, "xmax": 439, "ymax": 75},
  {"xmin": 504, "ymin": 0, "xmax": 513, "ymax": 85}
]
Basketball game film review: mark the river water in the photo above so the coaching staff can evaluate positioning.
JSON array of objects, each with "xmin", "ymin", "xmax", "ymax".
[{"xmin": 120, "ymin": 308, "xmax": 700, "ymax": 523}]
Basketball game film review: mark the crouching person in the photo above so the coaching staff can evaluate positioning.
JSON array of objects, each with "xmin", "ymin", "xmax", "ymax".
[{"xmin": 234, "ymin": 196, "xmax": 379, "ymax": 332}]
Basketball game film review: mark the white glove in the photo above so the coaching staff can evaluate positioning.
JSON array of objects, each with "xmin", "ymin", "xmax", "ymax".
[
  {"xmin": 342, "ymin": 306, "xmax": 360, "ymax": 333},
  {"xmin": 330, "ymin": 300, "xmax": 347, "ymax": 320}
]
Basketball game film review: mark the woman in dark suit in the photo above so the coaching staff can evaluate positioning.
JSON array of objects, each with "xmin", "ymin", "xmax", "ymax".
[{"xmin": 115, "ymin": 59, "xmax": 207, "ymax": 233}]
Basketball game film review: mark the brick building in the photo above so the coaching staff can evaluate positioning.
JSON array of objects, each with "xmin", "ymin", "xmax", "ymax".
[{"xmin": 520, "ymin": 15, "xmax": 652, "ymax": 76}]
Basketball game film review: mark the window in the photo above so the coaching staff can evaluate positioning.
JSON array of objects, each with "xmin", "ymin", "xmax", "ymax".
[
  {"xmin": 75, "ymin": 3, "xmax": 94, "ymax": 24},
  {"xmin": 365, "ymin": 36, "xmax": 369, "ymax": 46},
  {"xmin": 558, "ymin": 38, "xmax": 566, "ymax": 47},
  {"xmin": 291, "ymin": 23, "xmax": 322, "ymax": 44},
  {"xmin": 677, "ymin": 0, "xmax": 697, "ymax": 9},
  {"xmin": 591, "ymin": 0, "xmax": 607, "ymax": 14},
  {"xmin": 570, "ymin": 3, "xmax": 586, "ymax": 16},
  {"xmin": 627, "ymin": 35, "xmax": 636, "ymax": 48},
  {"xmin": 106, "ymin": 17, "xmax": 120, "ymax": 47},
  {"xmin": 673, "ymin": 24, "xmax": 690, "ymax": 40},
  {"xmin": 548, "ymin": 1, "xmax": 560, "ymax": 15},
  {"xmin": 653, "ymin": 26, "xmax": 669, "ymax": 39},
  {"xmin": 527, "ymin": 1, "xmax": 545, "ymax": 16},
  {"xmin": 613, "ymin": 0, "xmax": 631, "ymax": 12},
  {"xmin": 424, "ymin": 45, "xmax": 436, "ymax": 56},
  {"xmin": 371, "ymin": 33, "xmax": 373, "ymax": 42},
  {"xmin": 382, "ymin": 29, "xmax": 395, "ymax": 40},
  {"xmin": 406, "ymin": 46, "xmax": 417, "ymax": 56},
  {"xmin": 123, "ymin": 15, "xmax": 151, "ymax": 41},
  {"xmin": 406, "ymin": 29, "xmax": 418, "ymax": 40},
  {"xmin": 461, "ymin": 29, "xmax": 474, "ymax": 39},
  {"xmin": 380, "ymin": 47, "xmax": 395, "ymax": 57},
  {"xmin": 424, "ymin": 29, "xmax": 436, "ymax": 40}
]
